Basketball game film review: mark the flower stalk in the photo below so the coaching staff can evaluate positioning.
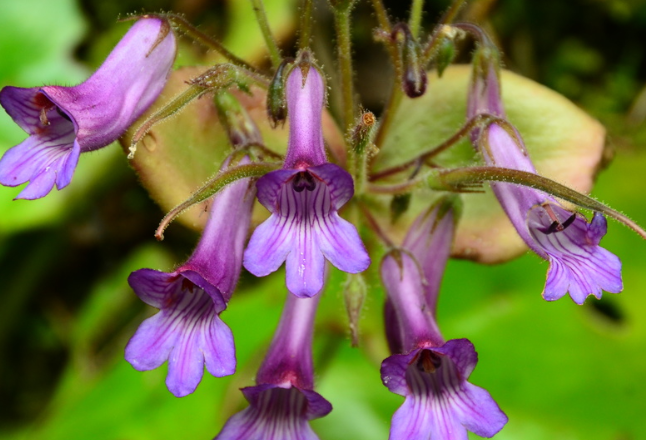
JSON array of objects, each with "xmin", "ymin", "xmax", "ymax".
[
  {"xmin": 250, "ymin": 0, "xmax": 283, "ymax": 68},
  {"xmin": 331, "ymin": 1, "xmax": 357, "ymax": 135},
  {"xmin": 155, "ymin": 161, "xmax": 281, "ymax": 240}
]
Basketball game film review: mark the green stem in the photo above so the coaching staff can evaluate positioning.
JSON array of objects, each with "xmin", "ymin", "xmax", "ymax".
[
  {"xmin": 250, "ymin": 0, "xmax": 282, "ymax": 68},
  {"xmin": 128, "ymin": 64, "xmax": 268, "ymax": 159},
  {"xmin": 357, "ymin": 201, "xmax": 394, "ymax": 247},
  {"xmin": 128, "ymin": 85, "xmax": 210, "ymax": 159},
  {"xmin": 155, "ymin": 161, "xmax": 281, "ymax": 240},
  {"xmin": 369, "ymin": 0, "xmax": 392, "ymax": 32},
  {"xmin": 369, "ymin": 113, "xmax": 500, "ymax": 181},
  {"xmin": 368, "ymin": 0, "xmax": 404, "ymax": 151},
  {"xmin": 409, "ymin": 0, "xmax": 425, "ymax": 38},
  {"xmin": 334, "ymin": 7, "xmax": 356, "ymax": 135},
  {"xmin": 368, "ymin": 164, "xmax": 646, "ymax": 240},
  {"xmin": 351, "ymin": 112, "xmax": 376, "ymax": 194},
  {"xmin": 434, "ymin": 166, "xmax": 646, "ymax": 239},
  {"xmin": 299, "ymin": 0, "xmax": 314, "ymax": 50}
]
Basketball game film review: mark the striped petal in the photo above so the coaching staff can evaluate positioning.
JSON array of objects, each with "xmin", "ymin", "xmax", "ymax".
[
  {"xmin": 244, "ymin": 164, "xmax": 369, "ymax": 298},
  {"xmin": 125, "ymin": 269, "xmax": 235, "ymax": 397},
  {"xmin": 215, "ymin": 385, "xmax": 331, "ymax": 440},
  {"xmin": 527, "ymin": 205, "xmax": 623, "ymax": 304},
  {"xmin": 381, "ymin": 341, "xmax": 507, "ymax": 440}
]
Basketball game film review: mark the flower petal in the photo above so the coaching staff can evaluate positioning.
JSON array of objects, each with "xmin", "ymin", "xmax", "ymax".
[
  {"xmin": 285, "ymin": 223, "xmax": 326, "ymax": 297},
  {"xmin": 244, "ymin": 212, "xmax": 295, "ymax": 277},
  {"xmin": 527, "ymin": 204, "xmax": 623, "ymax": 304},
  {"xmin": 0, "ymin": 98, "xmax": 77, "ymax": 198},
  {"xmin": 433, "ymin": 338, "xmax": 478, "ymax": 379},
  {"xmin": 382, "ymin": 343, "xmax": 507, "ymax": 440},
  {"xmin": 126, "ymin": 269, "xmax": 235, "ymax": 397},
  {"xmin": 247, "ymin": 165, "xmax": 369, "ymax": 297},
  {"xmin": 389, "ymin": 395, "xmax": 468, "ymax": 440},
  {"xmin": 216, "ymin": 386, "xmax": 330, "ymax": 440},
  {"xmin": 308, "ymin": 163, "xmax": 354, "ymax": 209},
  {"xmin": 0, "ymin": 18, "xmax": 176, "ymax": 199}
]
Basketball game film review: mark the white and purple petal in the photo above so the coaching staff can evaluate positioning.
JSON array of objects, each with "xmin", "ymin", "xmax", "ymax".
[
  {"xmin": 527, "ymin": 205, "xmax": 623, "ymax": 304},
  {"xmin": 125, "ymin": 269, "xmax": 235, "ymax": 397},
  {"xmin": 244, "ymin": 164, "xmax": 369, "ymax": 298},
  {"xmin": 381, "ymin": 340, "xmax": 507, "ymax": 440}
]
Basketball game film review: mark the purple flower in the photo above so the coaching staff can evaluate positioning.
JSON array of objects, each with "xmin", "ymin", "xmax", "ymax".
[
  {"xmin": 381, "ymin": 203, "xmax": 507, "ymax": 440},
  {"xmin": 0, "ymin": 18, "xmax": 176, "ymax": 199},
  {"xmin": 125, "ymin": 168, "xmax": 255, "ymax": 397},
  {"xmin": 244, "ymin": 64, "xmax": 369, "ymax": 298},
  {"xmin": 215, "ymin": 294, "xmax": 331, "ymax": 440},
  {"xmin": 381, "ymin": 340, "xmax": 507, "ymax": 440},
  {"xmin": 468, "ymin": 52, "xmax": 622, "ymax": 304}
]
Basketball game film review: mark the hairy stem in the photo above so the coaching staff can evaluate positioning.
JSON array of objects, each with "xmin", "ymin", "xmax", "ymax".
[
  {"xmin": 250, "ymin": 0, "xmax": 283, "ymax": 68},
  {"xmin": 299, "ymin": 0, "xmax": 314, "ymax": 50},
  {"xmin": 156, "ymin": 162, "xmax": 281, "ymax": 240},
  {"xmin": 409, "ymin": 0, "xmax": 425, "ymax": 38},
  {"xmin": 334, "ymin": 6, "xmax": 356, "ymax": 135},
  {"xmin": 370, "ymin": 113, "xmax": 500, "ymax": 181}
]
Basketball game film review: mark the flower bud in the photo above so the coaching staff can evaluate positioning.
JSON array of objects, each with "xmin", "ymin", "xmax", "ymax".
[
  {"xmin": 343, "ymin": 273, "xmax": 367, "ymax": 347},
  {"xmin": 435, "ymin": 36, "xmax": 456, "ymax": 78},
  {"xmin": 266, "ymin": 58, "xmax": 293, "ymax": 128},
  {"xmin": 390, "ymin": 193, "xmax": 411, "ymax": 223},
  {"xmin": 395, "ymin": 23, "xmax": 427, "ymax": 98},
  {"xmin": 351, "ymin": 111, "xmax": 376, "ymax": 155}
]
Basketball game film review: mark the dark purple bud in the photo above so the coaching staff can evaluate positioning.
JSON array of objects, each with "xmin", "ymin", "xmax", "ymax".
[{"xmin": 394, "ymin": 23, "xmax": 427, "ymax": 98}]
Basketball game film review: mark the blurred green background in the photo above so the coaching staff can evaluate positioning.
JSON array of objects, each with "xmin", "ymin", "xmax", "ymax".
[{"xmin": 1, "ymin": 0, "xmax": 646, "ymax": 439}]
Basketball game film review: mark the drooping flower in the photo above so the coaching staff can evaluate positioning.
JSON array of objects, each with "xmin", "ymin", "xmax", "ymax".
[
  {"xmin": 125, "ymin": 163, "xmax": 255, "ymax": 397},
  {"xmin": 215, "ymin": 293, "xmax": 331, "ymax": 440},
  {"xmin": 467, "ymin": 47, "xmax": 622, "ymax": 304},
  {"xmin": 381, "ymin": 201, "xmax": 507, "ymax": 440},
  {"xmin": 0, "ymin": 18, "xmax": 176, "ymax": 199},
  {"xmin": 244, "ymin": 62, "xmax": 370, "ymax": 298}
]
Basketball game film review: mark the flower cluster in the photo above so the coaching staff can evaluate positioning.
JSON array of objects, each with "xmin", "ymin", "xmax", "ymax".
[{"xmin": 0, "ymin": 4, "xmax": 638, "ymax": 440}]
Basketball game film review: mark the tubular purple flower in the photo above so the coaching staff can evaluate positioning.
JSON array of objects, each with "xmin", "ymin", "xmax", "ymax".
[
  {"xmin": 125, "ymin": 161, "xmax": 255, "ymax": 397},
  {"xmin": 402, "ymin": 198, "xmax": 456, "ymax": 315},
  {"xmin": 467, "ymin": 49, "xmax": 622, "ymax": 305},
  {"xmin": 0, "ymin": 18, "xmax": 176, "ymax": 199},
  {"xmin": 244, "ymin": 63, "xmax": 370, "ymax": 298},
  {"xmin": 384, "ymin": 199, "xmax": 455, "ymax": 354},
  {"xmin": 215, "ymin": 294, "xmax": 331, "ymax": 440},
  {"xmin": 380, "ymin": 204, "xmax": 507, "ymax": 440}
]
